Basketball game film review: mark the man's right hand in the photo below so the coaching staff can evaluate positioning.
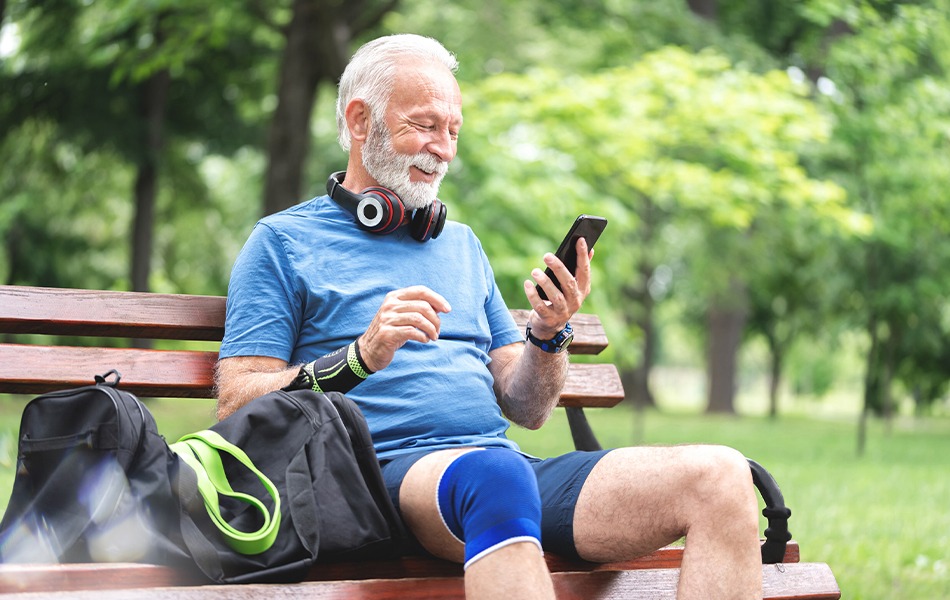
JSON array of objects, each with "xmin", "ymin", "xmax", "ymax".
[{"xmin": 358, "ymin": 286, "xmax": 452, "ymax": 372}]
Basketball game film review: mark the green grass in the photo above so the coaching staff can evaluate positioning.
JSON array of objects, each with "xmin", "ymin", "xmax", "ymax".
[{"xmin": 1, "ymin": 395, "xmax": 948, "ymax": 598}]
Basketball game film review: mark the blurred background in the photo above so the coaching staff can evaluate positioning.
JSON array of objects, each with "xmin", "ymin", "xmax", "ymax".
[{"xmin": 1, "ymin": 0, "xmax": 949, "ymax": 597}]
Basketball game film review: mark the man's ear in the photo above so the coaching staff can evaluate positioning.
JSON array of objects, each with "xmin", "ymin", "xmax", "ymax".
[{"xmin": 345, "ymin": 99, "xmax": 371, "ymax": 143}]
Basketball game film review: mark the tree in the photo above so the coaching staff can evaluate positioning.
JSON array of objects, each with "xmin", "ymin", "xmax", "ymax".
[
  {"xmin": 814, "ymin": 1, "xmax": 950, "ymax": 452},
  {"xmin": 744, "ymin": 212, "xmax": 852, "ymax": 418},
  {"xmin": 0, "ymin": 0, "xmax": 265, "ymax": 293},
  {"xmin": 683, "ymin": 0, "xmax": 950, "ymax": 425}
]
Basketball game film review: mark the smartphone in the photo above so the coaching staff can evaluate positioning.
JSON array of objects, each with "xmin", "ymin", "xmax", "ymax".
[{"xmin": 536, "ymin": 214, "xmax": 608, "ymax": 301}]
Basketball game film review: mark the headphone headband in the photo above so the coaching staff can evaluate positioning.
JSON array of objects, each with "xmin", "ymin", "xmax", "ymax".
[{"xmin": 326, "ymin": 171, "xmax": 446, "ymax": 242}]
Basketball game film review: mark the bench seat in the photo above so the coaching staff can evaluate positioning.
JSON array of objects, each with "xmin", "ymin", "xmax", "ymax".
[{"xmin": 0, "ymin": 542, "xmax": 842, "ymax": 600}]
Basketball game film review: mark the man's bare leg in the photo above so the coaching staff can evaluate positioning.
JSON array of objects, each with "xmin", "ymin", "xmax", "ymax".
[
  {"xmin": 573, "ymin": 445, "xmax": 762, "ymax": 600},
  {"xmin": 464, "ymin": 542, "xmax": 554, "ymax": 600},
  {"xmin": 399, "ymin": 448, "xmax": 555, "ymax": 600}
]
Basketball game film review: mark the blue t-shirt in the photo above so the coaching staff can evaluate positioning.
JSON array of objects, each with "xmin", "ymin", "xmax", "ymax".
[{"xmin": 220, "ymin": 195, "xmax": 525, "ymax": 460}]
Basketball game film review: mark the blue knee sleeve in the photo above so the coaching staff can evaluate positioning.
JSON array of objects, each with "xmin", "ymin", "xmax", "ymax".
[{"xmin": 436, "ymin": 449, "xmax": 542, "ymax": 568}]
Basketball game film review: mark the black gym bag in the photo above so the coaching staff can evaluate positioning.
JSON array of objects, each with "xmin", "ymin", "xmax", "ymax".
[{"xmin": 0, "ymin": 371, "xmax": 406, "ymax": 583}]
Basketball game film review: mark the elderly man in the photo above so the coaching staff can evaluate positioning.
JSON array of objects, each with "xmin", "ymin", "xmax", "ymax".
[{"xmin": 215, "ymin": 34, "xmax": 762, "ymax": 600}]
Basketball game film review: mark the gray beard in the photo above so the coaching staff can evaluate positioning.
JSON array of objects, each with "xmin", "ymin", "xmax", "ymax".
[{"xmin": 362, "ymin": 119, "xmax": 448, "ymax": 211}]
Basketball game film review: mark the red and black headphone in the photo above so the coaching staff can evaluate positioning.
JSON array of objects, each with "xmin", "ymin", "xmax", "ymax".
[{"xmin": 326, "ymin": 171, "xmax": 447, "ymax": 242}]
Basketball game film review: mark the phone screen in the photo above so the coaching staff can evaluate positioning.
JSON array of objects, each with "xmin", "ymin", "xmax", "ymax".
[{"xmin": 536, "ymin": 214, "xmax": 607, "ymax": 301}]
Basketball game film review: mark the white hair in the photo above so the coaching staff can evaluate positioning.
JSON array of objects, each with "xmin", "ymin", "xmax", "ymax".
[{"xmin": 336, "ymin": 34, "xmax": 459, "ymax": 151}]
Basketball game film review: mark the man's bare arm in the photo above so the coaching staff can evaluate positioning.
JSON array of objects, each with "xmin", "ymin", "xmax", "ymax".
[
  {"xmin": 215, "ymin": 286, "xmax": 451, "ymax": 421},
  {"xmin": 489, "ymin": 342, "xmax": 568, "ymax": 430},
  {"xmin": 214, "ymin": 356, "xmax": 295, "ymax": 420},
  {"xmin": 489, "ymin": 237, "xmax": 592, "ymax": 429}
]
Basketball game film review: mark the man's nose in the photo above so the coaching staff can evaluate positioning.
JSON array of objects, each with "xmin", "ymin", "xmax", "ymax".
[{"xmin": 425, "ymin": 127, "xmax": 456, "ymax": 163}]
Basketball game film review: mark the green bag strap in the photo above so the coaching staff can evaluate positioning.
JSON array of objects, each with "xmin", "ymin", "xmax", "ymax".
[
  {"xmin": 175, "ymin": 440, "xmax": 273, "ymax": 542},
  {"xmin": 170, "ymin": 429, "xmax": 281, "ymax": 555}
]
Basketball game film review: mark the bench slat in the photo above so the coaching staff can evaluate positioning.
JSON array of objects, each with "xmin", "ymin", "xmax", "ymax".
[
  {"xmin": 0, "ymin": 286, "xmax": 609, "ymax": 354},
  {"xmin": 0, "ymin": 286, "xmax": 225, "ymax": 341},
  {"xmin": 559, "ymin": 363, "xmax": 624, "ymax": 407},
  {"xmin": 509, "ymin": 309, "xmax": 608, "ymax": 355},
  {"xmin": 0, "ymin": 344, "xmax": 624, "ymax": 407},
  {"xmin": 0, "ymin": 562, "xmax": 840, "ymax": 599},
  {"xmin": 310, "ymin": 540, "xmax": 800, "ymax": 581},
  {"xmin": 0, "ymin": 345, "xmax": 218, "ymax": 398},
  {"xmin": 0, "ymin": 541, "xmax": 802, "ymax": 594}
]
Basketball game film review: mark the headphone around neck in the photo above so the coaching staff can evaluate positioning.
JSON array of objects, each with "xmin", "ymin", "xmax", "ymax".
[{"xmin": 326, "ymin": 171, "xmax": 447, "ymax": 242}]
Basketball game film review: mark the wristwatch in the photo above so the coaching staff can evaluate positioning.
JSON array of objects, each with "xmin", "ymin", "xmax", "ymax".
[{"xmin": 525, "ymin": 322, "xmax": 574, "ymax": 354}]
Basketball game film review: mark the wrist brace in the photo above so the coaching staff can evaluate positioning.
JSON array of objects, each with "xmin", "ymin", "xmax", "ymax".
[{"xmin": 290, "ymin": 339, "xmax": 374, "ymax": 394}]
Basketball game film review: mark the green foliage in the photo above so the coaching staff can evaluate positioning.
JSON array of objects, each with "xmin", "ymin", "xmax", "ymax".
[
  {"xmin": 0, "ymin": 0, "xmax": 272, "ymax": 292},
  {"xmin": 2, "ymin": 0, "xmax": 268, "ymax": 156},
  {"xmin": 386, "ymin": 0, "xmax": 775, "ymax": 79},
  {"xmin": 443, "ymin": 46, "xmax": 854, "ymax": 375},
  {"xmin": 0, "ymin": 121, "xmax": 134, "ymax": 288}
]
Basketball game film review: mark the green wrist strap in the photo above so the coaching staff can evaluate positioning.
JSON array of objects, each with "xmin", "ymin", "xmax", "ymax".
[{"xmin": 170, "ymin": 429, "xmax": 281, "ymax": 555}]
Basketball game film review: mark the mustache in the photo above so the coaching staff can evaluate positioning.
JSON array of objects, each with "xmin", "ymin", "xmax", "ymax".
[{"xmin": 412, "ymin": 152, "xmax": 449, "ymax": 178}]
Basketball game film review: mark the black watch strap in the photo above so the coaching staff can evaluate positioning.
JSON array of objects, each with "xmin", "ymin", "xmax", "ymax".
[{"xmin": 525, "ymin": 322, "xmax": 574, "ymax": 353}]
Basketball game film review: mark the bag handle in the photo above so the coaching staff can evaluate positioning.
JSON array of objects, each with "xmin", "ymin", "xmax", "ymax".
[
  {"xmin": 170, "ymin": 430, "xmax": 281, "ymax": 555},
  {"xmin": 94, "ymin": 369, "xmax": 122, "ymax": 387}
]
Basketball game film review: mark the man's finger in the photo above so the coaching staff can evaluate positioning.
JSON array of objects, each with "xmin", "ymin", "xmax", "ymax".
[{"xmin": 393, "ymin": 285, "xmax": 452, "ymax": 313}]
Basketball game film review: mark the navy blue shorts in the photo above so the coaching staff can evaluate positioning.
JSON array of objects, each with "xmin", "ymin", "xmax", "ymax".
[{"xmin": 379, "ymin": 448, "xmax": 612, "ymax": 559}]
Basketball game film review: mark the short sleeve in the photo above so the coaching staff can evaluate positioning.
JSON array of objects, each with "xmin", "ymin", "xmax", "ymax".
[
  {"xmin": 219, "ymin": 223, "xmax": 302, "ymax": 361},
  {"xmin": 476, "ymin": 239, "xmax": 523, "ymax": 351}
]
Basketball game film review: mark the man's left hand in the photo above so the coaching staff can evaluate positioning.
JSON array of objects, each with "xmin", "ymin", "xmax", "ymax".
[{"xmin": 523, "ymin": 237, "xmax": 593, "ymax": 339}]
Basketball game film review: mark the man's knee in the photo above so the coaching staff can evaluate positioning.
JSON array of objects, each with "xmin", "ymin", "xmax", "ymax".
[
  {"xmin": 685, "ymin": 446, "xmax": 757, "ymax": 524},
  {"xmin": 437, "ymin": 448, "xmax": 542, "ymax": 568}
]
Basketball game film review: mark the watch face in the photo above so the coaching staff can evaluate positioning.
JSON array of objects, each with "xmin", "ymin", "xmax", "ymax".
[
  {"xmin": 555, "ymin": 328, "xmax": 574, "ymax": 351},
  {"xmin": 560, "ymin": 330, "xmax": 574, "ymax": 347}
]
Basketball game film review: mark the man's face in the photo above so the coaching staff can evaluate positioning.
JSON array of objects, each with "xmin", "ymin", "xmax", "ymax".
[{"xmin": 361, "ymin": 61, "xmax": 463, "ymax": 211}]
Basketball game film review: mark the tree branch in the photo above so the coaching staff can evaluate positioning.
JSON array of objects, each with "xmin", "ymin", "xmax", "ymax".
[
  {"xmin": 247, "ymin": 0, "xmax": 281, "ymax": 33},
  {"xmin": 352, "ymin": 0, "xmax": 401, "ymax": 36}
]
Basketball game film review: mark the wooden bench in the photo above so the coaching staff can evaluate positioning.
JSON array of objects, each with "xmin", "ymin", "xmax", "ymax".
[{"xmin": 0, "ymin": 284, "xmax": 840, "ymax": 598}]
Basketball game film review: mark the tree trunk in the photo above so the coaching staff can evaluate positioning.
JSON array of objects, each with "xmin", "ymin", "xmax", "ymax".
[
  {"xmin": 622, "ymin": 193, "xmax": 660, "ymax": 408},
  {"xmin": 261, "ymin": 0, "xmax": 406, "ymax": 216},
  {"xmin": 131, "ymin": 69, "xmax": 171, "ymax": 293},
  {"xmin": 705, "ymin": 279, "xmax": 748, "ymax": 414},
  {"xmin": 686, "ymin": 0, "xmax": 717, "ymax": 21},
  {"xmin": 880, "ymin": 325, "xmax": 898, "ymax": 436},
  {"xmin": 262, "ymin": 0, "xmax": 327, "ymax": 216},
  {"xmin": 622, "ymin": 261, "xmax": 658, "ymax": 408},
  {"xmin": 623, "ymin": 315, "xmax": 657, "ymax": 408},
  {"xmin": 857, "ymin": 402, "xmax": 869, "ymax": 458},
  {"xmin": 131, "ymin": 162, "xmax": 156, "ymax": 293},
  {"xmin": 857, "ymin": 316, "xmax": 881, "ymax": 457},
  {"xmin": 766, "ymin": 330, "xmax": 782, "ymax": 419}
]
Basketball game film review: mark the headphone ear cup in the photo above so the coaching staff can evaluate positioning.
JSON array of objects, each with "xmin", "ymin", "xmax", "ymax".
[
  {"xmin": 431, "ymin": 199, "xmax": 447, "ymax": 239},
  {"xmin": 358, "ymin": 187, "xmax": 405, "ymax": 235},
  {"xmin": 410, "ymin": 199, "xmax": 447, "ymax": 242}
]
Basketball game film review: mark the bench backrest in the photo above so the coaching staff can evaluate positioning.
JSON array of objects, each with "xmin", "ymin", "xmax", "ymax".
[{"xmin": 0, "ymin": 285, "xmax": 624, "ymax": 407}]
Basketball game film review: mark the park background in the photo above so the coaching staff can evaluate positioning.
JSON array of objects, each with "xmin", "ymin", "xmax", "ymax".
[{"xmin": 1, "ymin": 0, "xmax": 949, "ymax": 597}]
